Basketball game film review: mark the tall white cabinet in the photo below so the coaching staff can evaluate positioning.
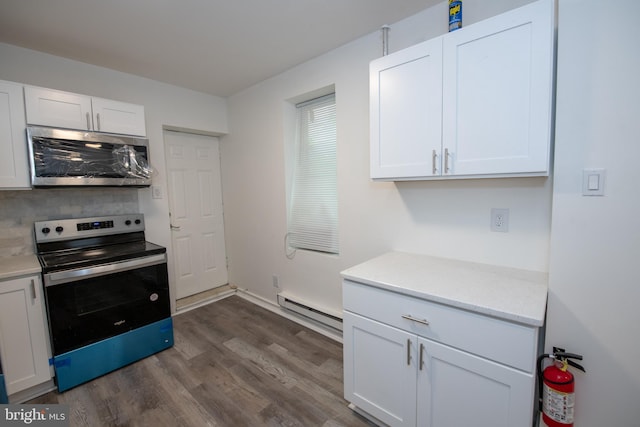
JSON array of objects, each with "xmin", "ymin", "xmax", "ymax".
[
  {"xmin": 341, "ymin": 252, "xmax": 548, "ymax": 427},
  {"xmin": 371, "ymin": 0, "xmax": 554, "ymax": 180},
  {"xmin": 0, "ymin": 80, "xmax": 30, "ymax": 189}
]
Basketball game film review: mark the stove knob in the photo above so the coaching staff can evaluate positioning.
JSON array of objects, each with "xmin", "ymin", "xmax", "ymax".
[
  {"xmin": 41, "ymin": 227, "xmax": 50, "ymax": 234},
  {"xmin": 55, "ymin": 226, "xmax": 64, "ymax": 233},
  {"xmin": 135, "ymin": 219, "xmax": 141, "ymax": 225},
  {"xmin": 125, "ymin": 220, "xmax": 132, "ymax": 226}
]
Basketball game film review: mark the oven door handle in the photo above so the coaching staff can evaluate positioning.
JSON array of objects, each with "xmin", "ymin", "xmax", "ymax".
[{"xmin": 44, "ymin": 253, "xmax": 167, "ymax": 287}]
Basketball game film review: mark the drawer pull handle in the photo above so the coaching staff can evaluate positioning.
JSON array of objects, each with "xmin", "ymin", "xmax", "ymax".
[{"xmin": 402, "ymin": 314, "xmax": 430, "ymax": 326}]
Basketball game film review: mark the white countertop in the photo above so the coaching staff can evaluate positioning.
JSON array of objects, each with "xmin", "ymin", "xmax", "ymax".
[
  {"xmin": 0, "ymin": 254, "xmax": 42, "ymax": 281},
  {"xmin": 341, "ymin": 251, "xmax": 548, "ymax": 327}
]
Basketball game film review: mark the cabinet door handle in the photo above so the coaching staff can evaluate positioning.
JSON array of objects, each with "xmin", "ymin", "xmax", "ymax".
[
  {"xmin": 444, "ymin": 148, "xmax": 450, "ymax": 174},
  {"xmin": 30, "ymin": 279, "xmax": 36, "ymax": 300},
  {"xmin": 402, "ymin": 314, "xmax": 430, "ymax": 326},
  {"xmin": 432, "ymin": 150, "xmax": 438, "ymax": 175},
  {"xmin": 419, "ymin": 343, "xmax": 425, "ymax": 371},
  {"xmin": 406, "ymin": 339, "xmax": 411, "ymax": 366},
  {"xmin": 96, "ymin": 113, "xmax": 101, "ymax": 131},
  {"xmin": 86, "ymin": 112, "xmax": 91, "ymax": 130}
]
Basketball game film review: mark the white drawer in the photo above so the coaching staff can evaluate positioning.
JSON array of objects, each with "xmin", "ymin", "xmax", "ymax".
[{"xmin": 343, "ymin": 279, "xmax": 538, "ymax": 372}]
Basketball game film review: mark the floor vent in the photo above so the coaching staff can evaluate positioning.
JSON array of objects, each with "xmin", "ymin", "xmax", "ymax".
[{"xmin": 277, "ymin": 293, "xmax": 342, "ymax": 331}]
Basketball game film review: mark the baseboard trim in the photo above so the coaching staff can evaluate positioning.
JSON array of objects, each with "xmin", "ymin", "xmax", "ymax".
[
  {"xmin": 348, "ymin": 403, "xmax": 388, "ymax": 426},
  {"xmin": 174, "ymin": 288, "xmax": 236, "ymax": 315},
  {"xmin": 9, "ymin": 380, "xmax": 56, "ymax": 403}
]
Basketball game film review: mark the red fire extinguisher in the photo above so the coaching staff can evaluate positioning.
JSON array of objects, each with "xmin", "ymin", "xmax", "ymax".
[{"xmin": 537, "ymin": 350, "xmax": 585, "ymax": 427}]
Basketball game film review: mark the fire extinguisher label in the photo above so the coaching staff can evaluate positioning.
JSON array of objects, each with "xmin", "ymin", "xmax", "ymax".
[{"xmin": 542, "ymin": 383, "xmax": 575, "ymax": 424}]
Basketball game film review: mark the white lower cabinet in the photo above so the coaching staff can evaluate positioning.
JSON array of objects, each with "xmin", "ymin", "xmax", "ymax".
[
  {"xmin": 417, "ymin": 337, "xmax": 533, "ymax": 427},
  {"xmin": 343, "ymin": 280, "xmax": 538, "ymax": 427},
  {"xmin": 344, "ymin": 311, "xmax": 417, "ymax": 426},
  {"xmin": 0, "ymin": 275, "xmax": 52, "ymax": 397}
]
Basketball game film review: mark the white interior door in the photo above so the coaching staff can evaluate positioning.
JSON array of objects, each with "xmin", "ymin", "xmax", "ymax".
[{"xmin": 164, "ymin": 130, "xmax": 228, "ymax": 299}]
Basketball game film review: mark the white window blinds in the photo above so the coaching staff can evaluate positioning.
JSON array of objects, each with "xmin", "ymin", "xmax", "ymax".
[{"xmin": 288, "ymin": 93, "xmax": 339, "ymax": 254}]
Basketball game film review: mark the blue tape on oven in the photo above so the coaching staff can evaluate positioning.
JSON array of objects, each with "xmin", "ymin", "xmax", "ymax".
[{"xmin": 54, "ymin": 357, "xmax": 71, "ymax": 368}]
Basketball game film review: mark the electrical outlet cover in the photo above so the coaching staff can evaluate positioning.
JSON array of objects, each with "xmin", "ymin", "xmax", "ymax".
[{"xmin": 490, "ymin": 208, "xmax": 509, "ymax": 232}]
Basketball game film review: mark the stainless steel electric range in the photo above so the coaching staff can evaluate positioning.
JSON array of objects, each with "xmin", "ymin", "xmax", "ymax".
[{"xmin": 34, "ymin": 214, "xmax": 173, "ymax": 392}]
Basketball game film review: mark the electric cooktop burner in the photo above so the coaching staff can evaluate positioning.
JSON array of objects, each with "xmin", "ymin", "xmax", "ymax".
[
  {"xmin": 38, "ymin": 240, "xmax": 166, "ymax": 273},
  {"xmin": 34, "ymin": 214, "xmax": 166, "ymax": 273}
]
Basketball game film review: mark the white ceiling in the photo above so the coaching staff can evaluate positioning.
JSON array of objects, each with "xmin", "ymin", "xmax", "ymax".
[{"xmin": 0, "ymin": 0, "xmax": 439, "ymax": 97}]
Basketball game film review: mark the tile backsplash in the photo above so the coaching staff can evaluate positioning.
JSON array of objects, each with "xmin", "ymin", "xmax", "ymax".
[{"xmin": 0, "ymin": 188, "xmax": 139, "ymax": 257}]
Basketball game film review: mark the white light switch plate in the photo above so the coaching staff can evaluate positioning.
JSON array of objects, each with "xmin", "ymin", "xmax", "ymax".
[{"xmin": 582, "ymin": 169, "xmax": 605, "ymax": 196}]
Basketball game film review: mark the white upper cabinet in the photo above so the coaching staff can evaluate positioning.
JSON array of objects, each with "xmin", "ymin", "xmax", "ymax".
[
  {"xmin": 371, "ymin": 0, "xmax": 554, "ymax": 180},
  {"xmin": 24, "ymin": 86, "xmax": 146, "ymax": 136},
  {"xmin": 370, "ymin": 37, "xmax": 443, "ymax": 179},
  {"xmin": 442, "ymin": 0, "xmax": 554, "ymax": 176},
  {"xmin": 91, "ymin": 97, "xmax": 146, "ymax": 136},
  {"xmin": 0, "ymin": 80, "xmax": 30, "ymax": 189},
  {"xmin": 24, "ymin": 86, "xmax": 92, "ymax": 131}
]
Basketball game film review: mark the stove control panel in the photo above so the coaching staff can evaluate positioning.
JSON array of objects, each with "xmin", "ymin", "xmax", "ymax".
[
  {"xmin": 77, "ymin": 220, "xmax": 114, "ymax": 231},
  {"xmin": 35, "ymin": 214, "xmax": 145, "ymax": 243}
]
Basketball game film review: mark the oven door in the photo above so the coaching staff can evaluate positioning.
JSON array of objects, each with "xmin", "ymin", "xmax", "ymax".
[{"xmin": 43, "ymin": 254, "xmax": 170, "ymax": 356}]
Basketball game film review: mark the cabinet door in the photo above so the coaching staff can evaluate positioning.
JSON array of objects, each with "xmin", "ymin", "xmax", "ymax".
[
  {"xmin": 0, "ymin": 81, "xmax": 30, "ymax": 189},
  {"xmin": 343, "ymin": 312, "xmax": 417, "ymax": 427},
  {"xmin": 442, "ymin": 0, "xmax": 553, "ymax": 176},
  {"xmin": 417, "ymin": 338, "xmax": 534, "ymax": 427},
  {"xmin": 92, "ymin": 97, "xmax": 146, "ymax": 136},
  {"xmin": 0, "ymin": 276, "xmax": 52, "ymax": 396},
  {"xmin": 370, "ymin": 37, "xmax": 443, "ymax": 180},
  {"xmin": 24, "ymin": 86, "xmax": 93, "ymax": 130}
]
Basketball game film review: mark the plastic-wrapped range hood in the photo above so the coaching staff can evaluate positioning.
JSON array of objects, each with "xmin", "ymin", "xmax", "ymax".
[{"xmin": 27, "ymin": 126, "xmax": 152, "ymax": 187}]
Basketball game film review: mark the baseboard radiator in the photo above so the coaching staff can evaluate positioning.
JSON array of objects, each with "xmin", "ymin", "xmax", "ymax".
[{"xmin": 277, "ymin": 293, "xmax": 342, "ymax": 331}]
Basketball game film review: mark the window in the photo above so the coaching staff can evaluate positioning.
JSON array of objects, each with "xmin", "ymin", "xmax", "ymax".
[{"xmin": 287, "ymin": 93, "xmax": 338, "ymax": 255}]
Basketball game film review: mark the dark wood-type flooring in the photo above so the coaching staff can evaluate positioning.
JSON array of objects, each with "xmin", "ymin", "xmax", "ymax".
[{"xmin": 29, "ymin": 296, "xmax": 374, "ymax": 427}]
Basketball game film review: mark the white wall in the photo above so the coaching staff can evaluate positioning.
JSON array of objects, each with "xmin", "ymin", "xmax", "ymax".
[
  {"xmin": 221, "ymin": 0, "xmax": 546, "ymax": 315},
  {"xmin": 2, "ymin": 0, "xmax": 637, "ymax": 422},
  {"xmin": 0, "ymin": 42, "xmax": 228, "ymax": 311},
  {"xmin": 546, "ymin": 0, "xmax": 640, "ymax": 425}
]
